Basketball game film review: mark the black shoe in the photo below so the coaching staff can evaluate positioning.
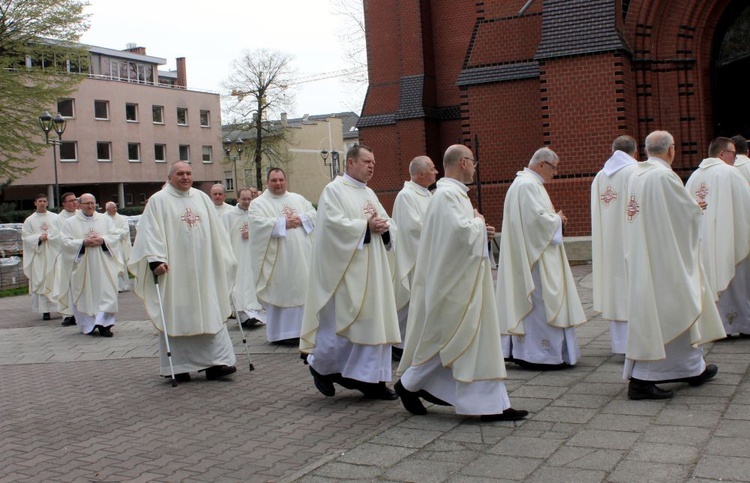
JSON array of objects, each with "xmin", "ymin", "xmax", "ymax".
[
  {"xmin": 310, "ymin": 366, "xmax": 335, "ymax": 397},
  {"xmin": 164, "ymin": 373, "xmax": 191, "ymax": 383},
  {"xmin": 628, "ymin": 379, "xmax": 674, "ymax": 400},
  {"xmin": 42, "ymin": 312, "xmax": 51, "ymax": 321},
  {"xmin": 480, "ymin": 408, "xmax": 529, "ymax": 422},
  {"xmin": 515, "ymin": 359, "xmax": 569, "ymax": 371},
  {"xmin": 362, "ymin": 383, "xmax": 399, "ymax": 401},
  {"xmin": 98, "ymin": 325, "xmax": 113, "ymax": 338},
  {"xmin": 61, "ymin": 316, "xmax": 76, "ymax": 327},
  {"xmin": 204, "ymin": 365, "xmax": 237, "ymax": 380},
  {"xmin": 392, "ymin": 346, "xmax": 403, "ymax": 362},
  {"xmin": 394, "ymin": 380, "xmax": 427, "ymax": 415},
  {"xmin": 687, "ymin": 364, "xmax": 718, "ymax": 387}
]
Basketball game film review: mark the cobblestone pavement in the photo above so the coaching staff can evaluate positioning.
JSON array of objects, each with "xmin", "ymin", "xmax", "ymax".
[{"xmin": 1, "ymin": 265, "xmax": 749, "ymax": 482}]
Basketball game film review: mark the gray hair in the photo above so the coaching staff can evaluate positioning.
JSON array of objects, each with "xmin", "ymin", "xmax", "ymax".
[
  {"xmin": 612, "ymin": 135, "xmax": 637, "ymax": 156},
  {"xmin": 408, "ymin": 156, "xmax": 432, "ymax": 177},
  {"xmin": 644, "ymin": 131, "xmax": 674, "ymax": 157},
  {"xmin": 105, "ymin": 201, "xmax": 117, "ymax": 210},
  {"xmin": 210, "ymin": 184, "xmax": 226, "ymax": 194},
  {"xmin": 528, "ymin": 147, "xmax": 558, "ymax": 168}
]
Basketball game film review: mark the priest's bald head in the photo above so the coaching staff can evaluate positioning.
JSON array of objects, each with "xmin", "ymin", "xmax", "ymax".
[
  {"xmin": 645, "ymin": 131, "xmax": 675, "ymax": 165},
  {"xmin": 409, "ymin": 156, "xmax": 438, "ymax": 188},
  {"xmin": 168, "ymin": 161, "xmax": 193, "ymax": 191},
  {"xmin": 443, "ymin": 144, "xmax": 476, "ymax": 184},
  {"xmin": 210, "ymin": 184, "xmax": 227, "ymax": 206},
  {"xmin": 79, "ymin": 193, "xmax": 97, "ymax": 216}
]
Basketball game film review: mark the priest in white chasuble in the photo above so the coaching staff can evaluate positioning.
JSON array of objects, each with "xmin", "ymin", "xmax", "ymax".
[
  {"xmin": 591, "ymin": 136, "xmax": 639, "ymax": 354},
  {"xmin": 22, "ymin": 193, "xmax": 61, "ymax": 320},
  {"xmin": 395, "ymin": 144, "xmax": 527, "ymax": 421},
  {"xmin": 210, "ymin": 183, "xmax": 233, "ymax": 217},
  {"xmin": 130, "ymin": 162, "xmax": 238, "ymax": 383},
  {"xmin": 53, "ymin": 192, "xmax": 79, "ymax": 327},
  {"xmin": 686, "ymin": 137, "xmax": 750, "ymax": 337},
  {"xmin": 496, "ymin": 147, "xmax": 587, "ymax": 370},
  {"xmin": 624, "ymin": 130, "xmax": 725, "ymax": 400},
  {"xmin": 391, "ymin": 156, "xmax": 437, "ymax": 361},
  {"xmin": 248, "ymin": 168, "xmax": 316, "ymax": 343},
  {"xmin": 731, "ymin": 135, "xmax": 750, "ymax": 183},
  {"xmin": 105, "ymin": 202, "xmax": 132, "ymax": 292},
  {"xmin": 57, "ymin": 194, "xmax": 119, "ymax": 337},
  {"xmin": 222, "ymin": 188, "xmax": 267, "ymax": 328},
  {"xmin": 300, "ymin": 144, "xmax": 401, "ymax": 400}
]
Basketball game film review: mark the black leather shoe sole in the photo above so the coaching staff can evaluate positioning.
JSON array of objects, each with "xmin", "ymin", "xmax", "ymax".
[
  {"xmin": 205, "ymin": 365, "xmax": 237, "ymax": 380},
  {"xmin": 394, "ymin": 380, "xmax": 427, "ymax": 415},
  {"xmin": 42, "ymin": 313, "xmax": 51, "ymax": 321},
  {"xmin": 310, "ymin": 366, "xmax": 335, "ymax": 397},
  {"xmin": 628, "ymin": 381, "xmax": 674, "ymax": 400},
  {"xmin": 61, "ymin": 317, "xmax": 76, "ymax": 327},
  {"xmin": 688, "ymin": 364, "xmax": 718, "ymax": 387},
  {"xmin": 362, "ymin": 386, "xmax": 399, "ymax": 400},
  {"xmin": 480, "ymin": 408, "xmax": 529, "ymax": 422}
]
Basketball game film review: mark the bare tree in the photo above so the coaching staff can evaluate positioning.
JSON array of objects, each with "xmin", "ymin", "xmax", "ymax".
[
  {"xmin": 0, "ymin": 0, "xmax": 90, "ymax": 183},
  {"xmin": 331, "ymin": 0, "xmax": 367, "ymax": 86},
  {"xmin": 222, "ymin": 49, "xmax": 296, "ymax": 191}
]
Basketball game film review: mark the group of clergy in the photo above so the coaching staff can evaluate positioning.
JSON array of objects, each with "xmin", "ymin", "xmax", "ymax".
[
  {"xmin": 592, "ymin": 131, "xmax": 749, "ymax": 400},
  {"xmin": 22, "ymin": 192, "xmax": 132, "ymax": 337}
]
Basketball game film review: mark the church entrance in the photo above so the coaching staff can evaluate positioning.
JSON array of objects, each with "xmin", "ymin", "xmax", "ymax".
[{"xmin": 713, "ymin": 2, "xmax": 750, "ymax": 137}]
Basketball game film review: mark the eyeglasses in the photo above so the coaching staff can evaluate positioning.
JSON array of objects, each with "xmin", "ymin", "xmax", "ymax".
[
  {"xmin": 462, "ymin": 156, "xmax": 477, "ymax": 168},
  {"xmin": 543, "ymin": 161, "xmax": 558, "ymax": 172}
]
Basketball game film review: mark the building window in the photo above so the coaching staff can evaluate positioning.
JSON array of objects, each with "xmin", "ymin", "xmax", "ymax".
[
  {"xmin": 224, "ymin": 171, "xmax": 235, "ymax": 192},
  {"xmin": 59, "ymin": 141, "xmax": 77, "ymax": 161},
  {"xmin": 139, "ymin": 193, "xmax": 147, "ymax": 204},
  {"xmin": 125, "ymin": 193, "xmax": 134, "ymax": 205},
  {"xmin": 128, "ymin": 143, "xmax": 141, "ymax": 162},
  {"xmin": 176, "ymin": 107, "xmax": 188, "ymax": 125},
  {"xmin": 200, "ymin": 110, "xmax": 210, "ymax": 127},
  {"xmin": 154, "ymin": 144, "xmax": 166, "ymax": 162},
  {"xmin": 202, "ymin": 145, "xmax": 212, "ymax": 163},
  {"xmin": 126, "ymin": 103, "xmax": 138, "ymax": 122},
  {"xmin": 97, "ymin": 142, "xmax": 111, "ymax": 161},
  {"xmin": 58, "ymin": 99, "xmax": 75, "ymax": 118},
  {"xmin": 179, "ymin": 144, "xmax": 190, "ymax": 161},
  {"xmin": 94, "ymin": 100, "xmax": 109, "ymax": 120},
  {"xmin": 152, "ymin": 105, "xmax": 164, "ymax": 124}
]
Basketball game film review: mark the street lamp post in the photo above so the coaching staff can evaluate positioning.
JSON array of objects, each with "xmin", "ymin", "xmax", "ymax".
[
  {"xmin": 320, "ymin": 149, "xmax": 340, "ymax": 180},
  {"xmin": 223, "ymin": 137, "xmax": 244, "ymax": 192},
  {"xmin": 38, "ymin": 111, "xmax": 67, "ymax": 208}
]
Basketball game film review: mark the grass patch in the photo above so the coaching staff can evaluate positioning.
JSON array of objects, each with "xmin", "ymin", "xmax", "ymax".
[{"xmin": 0, "ymin": 286, "xmax": 28, "ymax": 298}]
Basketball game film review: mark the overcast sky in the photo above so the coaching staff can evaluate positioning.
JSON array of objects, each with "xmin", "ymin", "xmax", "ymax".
[{"xmin": 79, "ymin": 0, "xmax": 366, "ymax": 119}]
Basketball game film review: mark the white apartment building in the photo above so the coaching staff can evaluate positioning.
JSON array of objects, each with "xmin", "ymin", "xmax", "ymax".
[{"xmin": 4, "ymin": 44, "xmax": 225, "ymax": 209}]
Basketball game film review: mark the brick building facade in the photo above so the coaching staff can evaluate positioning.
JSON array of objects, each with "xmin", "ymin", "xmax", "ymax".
[{"xmin": 358, "ymin": 0, "xmax": 749, "ymax": 235}]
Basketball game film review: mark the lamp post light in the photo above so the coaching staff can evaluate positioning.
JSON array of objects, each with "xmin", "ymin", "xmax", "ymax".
[
  {"xmin": 38, "ymin": 111, "xmax": 67, "ymax": 208},
  {"xmin": 223, "ymin": 137, "xmax": 244, "ymax": 192},
  {"xmin": 320, "ymin": 149, "xmax": 340, "ymax": 180}
]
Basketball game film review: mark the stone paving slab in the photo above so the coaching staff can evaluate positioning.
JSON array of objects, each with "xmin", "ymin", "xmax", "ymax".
[{"xmin": 1, "ymin": 265, "xmax": 749, "ymax": 482}]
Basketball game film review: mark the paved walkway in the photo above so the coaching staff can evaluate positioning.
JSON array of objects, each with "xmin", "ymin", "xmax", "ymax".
[{"xmin": 1, "ymin": 265, "xmax": 748, "ymax": 482}]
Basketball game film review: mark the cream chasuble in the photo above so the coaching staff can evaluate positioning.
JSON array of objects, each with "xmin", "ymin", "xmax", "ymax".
[
  {"xmin": 397, "ymin": 178, "xmax": 506, "ymax": 383},
  {"xmin": 734, "ymin": 154, "xmax": 750, "ymax": 183},
  {"xmin": 214, "ymin": 202, "xmax": 232, "ymax": 217},
  {"xmin": 300, "ymin": 175, "xmax": 400, "ymax": 352},
  {"xmin": 248, "ymin": 191, "xmax": 316, "ymax": 308},
  {"xmin": 129, "ymin": 185, "xmax": 236, "ymax": 337},
  {"xmin": 625, "ymin": 159, "xmax": 726, "ymax": 361},
  {"xmin": 22, "ymin": 211, "xmax": 61, "ymax": 304},
  {"xmin": 53, "ymin": 209, "xmax": 78, "ymax": 316},
  {"xmin": 686, "ymin": 158, "xmax": 750, "ymax": 297},
  {"xmin": 591, "ymin": 151, "xmax": 638, "ymax": 322},
  {"xmin": 496, "ymin": 169, "xmax": 586, "ymax": 335},
  {"xmin": 57, "ymin": 212, "xmax": 119, "ymax": 316},
  {"xmin": 221, "ymin": 205, "xmax": 265, "ymax": 314},
  {"xmin": 108, "ymin": 212, "xmax": 132, "ymax": 283},
  {"xmin": 392, "ymin": 180, "xmax": 431, "ymax": 311}
]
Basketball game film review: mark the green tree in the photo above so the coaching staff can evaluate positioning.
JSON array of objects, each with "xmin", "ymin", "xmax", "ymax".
[
  {"xmin": 222, "ymin": 48, "xmax": 296, "ymax": 191},
  {"xmin": 0, "ymin": 0, "xmax": 90, "ymax": 183}
]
